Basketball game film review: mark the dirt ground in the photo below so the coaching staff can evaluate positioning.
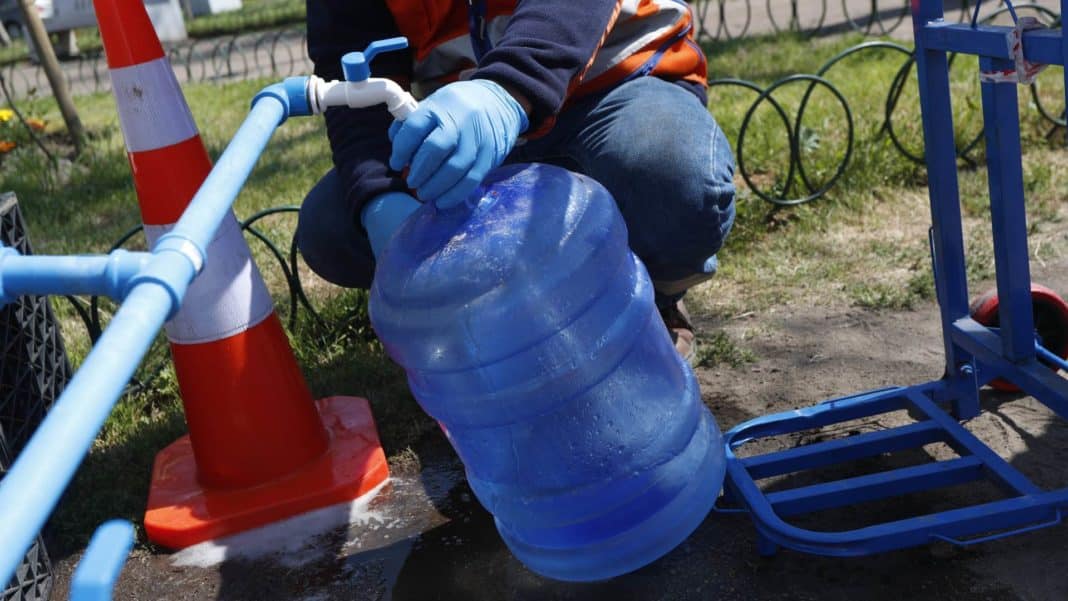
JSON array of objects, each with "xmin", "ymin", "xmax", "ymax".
[{"xmin": 45, "ymin": 255, "xmax": 1068, "ymax": 601}]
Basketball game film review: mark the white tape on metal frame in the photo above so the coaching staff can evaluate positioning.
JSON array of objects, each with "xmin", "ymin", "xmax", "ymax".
[
  {"xmin": 145, "ymin": 214, "xmax": 274, "ymax": 345},
  {"xmin": 110, "ymin": 57, "xmax": 199, "ymax": 153}
]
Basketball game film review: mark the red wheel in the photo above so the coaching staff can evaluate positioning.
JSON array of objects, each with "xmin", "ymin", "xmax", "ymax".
[{"xmin": 969, "ymin": 284, "xmax": 1068, "ymax": 391}]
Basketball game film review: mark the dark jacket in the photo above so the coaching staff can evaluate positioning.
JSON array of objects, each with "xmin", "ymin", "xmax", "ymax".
[{"xmin": 306, "ymin": 0, "xmax": 707, "ymax": 217}]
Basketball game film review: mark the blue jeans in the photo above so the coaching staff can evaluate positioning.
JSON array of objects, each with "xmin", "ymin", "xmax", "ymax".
[{"xmin": 298, "ymin": 76, "xmax": 736, "ymax": 304}]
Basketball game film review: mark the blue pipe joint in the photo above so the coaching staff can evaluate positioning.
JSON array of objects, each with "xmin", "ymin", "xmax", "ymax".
[
  {"xmin": 252, "ymin": 77, "xmax": 311, "ymax": 123},
  {"xmin": 0, "ymin": 245, "xmax": 21, "ymax": 307},
  {"xmin": 103, "ymin": 249, "xmax": 152, "ymax": 302},
  {"xmin": 135, "ymin": 233, "xmax": 204, "ymax": 320},
  {"xmin": 342, "ymin": 37, "xmax": 409, "ymax": 82},
  {"xmin": 71, "ymin": 520, "xmax": 135, "ymax": 601}
]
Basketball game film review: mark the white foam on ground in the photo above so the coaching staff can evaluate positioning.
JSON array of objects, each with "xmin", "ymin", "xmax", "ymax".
[{"xmin": 170, "ymin": 479, "xmax": 391, "ymax": 569}]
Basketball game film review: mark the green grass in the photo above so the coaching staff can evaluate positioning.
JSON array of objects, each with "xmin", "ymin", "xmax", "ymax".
[
  {"xmin": 186, "ymin": 0, "xmax": 304, "ymax": 38},
  {"xmin": 695, "ymin": 33, "xmax": 1068, "ymax": 316},
  {"xmin": 4, "ymin": 31, "xmax": 1068, "ymax": 554},
  {"xmin": 695, "ymin": 331, "xmax": 758, "ymax": 368}
]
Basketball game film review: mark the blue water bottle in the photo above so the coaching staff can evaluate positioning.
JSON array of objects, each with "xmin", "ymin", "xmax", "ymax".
[{"xmin": 369, "ymin": 163, "xmax": 725, "ymax": 581}]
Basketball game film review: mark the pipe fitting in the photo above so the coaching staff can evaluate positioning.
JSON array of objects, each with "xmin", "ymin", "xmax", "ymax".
[
  {"xmin": 103, "ymin": 249, "xmax": 153, "ymax": 301},
  {"xmin": 251, "ymin": 77, "xmax": 313, "ymax": 124},
  {"xmin": 133, "ymin": 233, "xmax": 205, "ymax": 320},
  {"xmin": 0, "ymin": 245, "xmax": 21, "ymax": 307},
  {"xmin": 153, "ymin": 232, "xmax": 206, "ymax": 275},
  {"xmin": 125, "ymin": 251, "xmax": 196, "ymax": 322}
]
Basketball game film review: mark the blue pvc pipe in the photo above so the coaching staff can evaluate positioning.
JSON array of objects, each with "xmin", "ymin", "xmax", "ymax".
[
  {"xmin": 164, "ymin": 96, "xmax": 286, "ymax": 257},
  {"xmin": 70, "ymin": 520, "xmax": 135, "ymax": 601},
  {"xmin": 0, "ymin": 93, "xmax": 289, "ymax": 586},
  {"xmin": 0, "ymin": 268, "xmax": 184, "ymax": 583},
  {"xmin": 0, "ymin": 249, "xmax": 151, "ymax": 304}
]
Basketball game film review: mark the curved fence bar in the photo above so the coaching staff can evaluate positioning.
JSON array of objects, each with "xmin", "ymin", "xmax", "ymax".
[
  {"xmin": 0, "ymin": 93, "xmax": 290, "ymax": 587},
  {"xmin": 1, "ymin": 27, "xmax": 314, "ymax": 100},
  {"xmin": 735, "ymin": 73, "xmax": 855, "ymax": 206}
]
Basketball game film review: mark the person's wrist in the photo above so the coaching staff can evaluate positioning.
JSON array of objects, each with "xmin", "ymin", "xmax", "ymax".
[
  {"xmin": 475, "ymin": 79, "xmax": 530, "ymax": 134},
  {"xmin": 496, "ymin": 82, "xmax": 533, "ymax": 125}
]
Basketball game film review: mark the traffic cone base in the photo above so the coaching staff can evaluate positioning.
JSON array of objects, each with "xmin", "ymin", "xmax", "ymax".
[{"xmin": 144, "ymin": 396, "xmax": 389, "ymax": 549}]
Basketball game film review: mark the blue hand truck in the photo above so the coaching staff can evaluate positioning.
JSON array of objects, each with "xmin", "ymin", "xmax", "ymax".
[{"xmin": 722, "ymin": 0, "xmax": 1068, "ymax": 556}]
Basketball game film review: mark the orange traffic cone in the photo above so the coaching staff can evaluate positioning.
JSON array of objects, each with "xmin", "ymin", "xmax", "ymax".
[{"xmin": 93, "ymin": 0, "xmax": 388, "ymax": 547}]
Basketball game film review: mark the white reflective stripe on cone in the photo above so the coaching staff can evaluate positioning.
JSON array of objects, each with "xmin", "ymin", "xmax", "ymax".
[
  {"xmin": 145, "ymin": 214, "xmax": 274, "ymax": 344},
  {"xmin": 110, "ymin": 57, "xmax": 199, "ymax": 153}
]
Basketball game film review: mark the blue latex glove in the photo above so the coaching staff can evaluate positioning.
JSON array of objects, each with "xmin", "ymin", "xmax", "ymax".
[
  {"xmin": 361, "ymin": 191, "xmax": 422, "ymax": 257},
  {"xmin": 388, "ymin": 79, "xmax": 529, "ymax": 209}
]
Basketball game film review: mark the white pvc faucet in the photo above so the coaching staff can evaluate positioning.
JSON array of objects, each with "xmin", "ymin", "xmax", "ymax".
[{"xmin": 307, "ymin": 37, "xmax": 418, "ymax": 120}]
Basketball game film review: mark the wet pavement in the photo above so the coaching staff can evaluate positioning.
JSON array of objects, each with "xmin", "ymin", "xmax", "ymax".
[{"xmin": 49, "ymin": 424, "xmax": 1056, "ymax": 601}]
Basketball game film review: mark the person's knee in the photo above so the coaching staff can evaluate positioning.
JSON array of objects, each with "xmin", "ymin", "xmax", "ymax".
[
  {"xmin": 594, "ymin": 83, "xmax": 737, "ymax": 277},
  {"xmin": 649, "ymin": 159, "xmax": 736, "ymax": 282},
  {"xmin": 668, "ymin": 121, "xmax": 737, "ymax": 263},
  {"xmin": 297, "ymin": 170, "xmax": 376, "ymax": 289}
]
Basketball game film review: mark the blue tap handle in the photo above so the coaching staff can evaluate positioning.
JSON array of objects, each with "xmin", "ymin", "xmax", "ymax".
[{"xmin": 342, "ymin": 37, "xmax": 409, "ymax": 82}]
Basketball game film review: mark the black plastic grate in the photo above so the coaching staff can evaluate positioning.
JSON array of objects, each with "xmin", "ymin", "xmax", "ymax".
[
  {"xmin": 0, "ymin": 192, "xmax": 71, "ymax": 601},
  {"xmin": 0, "ymin": 444, "xmax": 52, "ymax": 601}
]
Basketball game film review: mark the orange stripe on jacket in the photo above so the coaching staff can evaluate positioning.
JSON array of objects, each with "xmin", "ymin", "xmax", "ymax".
[{"xmin": 574, "ymin": 19, "xmax": 707, "ymax": 101}]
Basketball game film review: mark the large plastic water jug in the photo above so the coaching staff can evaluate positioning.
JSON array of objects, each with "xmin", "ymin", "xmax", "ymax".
[{"xmin": 369, "ymin": 163, "xmax": 725, "ymax": 581}]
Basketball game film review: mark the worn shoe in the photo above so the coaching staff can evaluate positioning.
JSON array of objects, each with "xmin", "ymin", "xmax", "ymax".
[{"xmin": 659, "ymin": 299, "xmax": 697, "ymax": 366}]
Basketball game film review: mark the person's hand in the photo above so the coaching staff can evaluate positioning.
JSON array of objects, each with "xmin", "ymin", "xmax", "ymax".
[
  {"xmin": 388, "ymin": 79, "xmax": 529, "ymax": 209},
  {"xmin": 361, "ymin": 191, "xmax": 422, "ymax": 257}
]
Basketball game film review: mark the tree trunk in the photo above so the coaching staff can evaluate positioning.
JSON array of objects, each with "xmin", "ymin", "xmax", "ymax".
[{"xmin": 16, "ymin": 0, "xmax": 85, "ymax": 154}]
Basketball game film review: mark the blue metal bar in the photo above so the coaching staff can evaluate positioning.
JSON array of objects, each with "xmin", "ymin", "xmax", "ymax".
[
  {"xmin": 1063, "ymin": 0, "xmax": 1068, "ymax": 133},
  {"xmin": 980, "ymin": 327, "xmax": 1068, "ymax": 373},
  {"xmin": 742, "ymin": 421, "xmax": 945, "ymax": 480},
  {"xmin": 951, "ymin": 318, "xmax": 1068, "ymax": 417},
  {"xmin": 931, "ymin": 509, "xmax": 1062, "ymax": 546},
  {"xmin": 753, "ymin": 483, "xmax": 1068, "ymax": 555},
  {"xmin": 1037, "ymin": 343, "xmax": 1068, "ymax": 373},
  {"xmin": 723, "ymin": 0, "xmax": 1068, "ymax": 559},
  {"xmin": 728, "ymin": 387, "xmax": 909, "ymax": 447},
  {"xmin": 0, "ymin": 93, "xmax": 290, "ymax": 586},
  {"xmin": 727, "ymin": 420, "xmax": 1068, "ymax": 557},
  {"xmin": 766, "ymin": 456, "xmax": 984, "ymax": 517},
  {"xmin": 905, "ymin": 389, "xmax": 1043, "ymax": 496},
  {"xmin": 71, "ymin": 520, "xmax": 135, "ymax": 601},
  {"xmin": 913, "ymin": 0, "xmax": 979, "ymax": 419},
  {"xmin": 0, "ymin": 249, "xmax": 151, "ymax": 303},
  {"xmin": 920, "ymin": 24, "xmax": 1065, "ymax": 64},
  {"xmin": 978, "ymin": 55, "xmax": 1037, "ymax": 363}
]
